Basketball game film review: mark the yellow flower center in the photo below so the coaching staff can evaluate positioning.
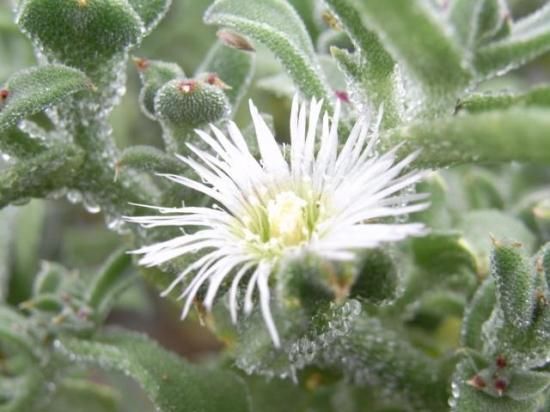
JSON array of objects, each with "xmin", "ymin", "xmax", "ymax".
[{"xmin": 267, "ymin": 191, "xmax": 308, "ymax": 246}]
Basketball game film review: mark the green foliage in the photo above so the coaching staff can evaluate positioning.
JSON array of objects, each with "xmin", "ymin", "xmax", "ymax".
[
  {"xmin": 475, "ymin": 3, "xmax": 550, "ymax": 77},
  {"xmin": 383, "ymin": 108, "xmax": 550, "ymax": 168},
  {"xmin": 0, "ymin": 144, "xmax": 84, "ymax": 208},
  {"xmin": 127, "ymin": 0, "xmax": 172, "ymax": 33},
  {"xmin": 204, "ymin": 0, "xmax": 332, "ymax": 105},
  {"xmin": 0, "ymin": 65, "xmax": 91, "ymax": 132},
  {"xmin": 0, "ymin": 0, "xmax": 550, "ymax": 411},
  {"xmin": 457, "ymin": 86, "xmax": 550, "ymax": 113},
  {"xmin": 56, "ymin": 329, "xmax": 251, "ymax": 412}
]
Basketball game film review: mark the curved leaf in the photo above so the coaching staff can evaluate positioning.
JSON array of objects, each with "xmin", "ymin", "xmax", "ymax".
[
  {"xmin": 0, "ymin": 65, "xmax": 91, "ymax": 132},
  {"xmin": 204, "ymin": 0, "xmax": 332, "ymax": 104},
  {"xmin": 127, "ymin": 0, "xmax": 172, "ymax": 33},
  {"xmin": 325, "ymin": 0, "xmax": 398, "ymax": 126},
  {"xmin": 0, "ymin": 144, "xmax": 84, "ymax": 208},
  {"xmin": 457, "ymin": 86, "xmax": 550, "ymax": 113},
  {"xmin": 476, "ymin": 3, "xmax": 550, "ymax": 77},
  {"xmin": 56, "ymin": 330, "xmax": 251, "ymax": 412},
  {"xmin": 340, "ymin": 0, "xmax": 470, "ymax": 106}
]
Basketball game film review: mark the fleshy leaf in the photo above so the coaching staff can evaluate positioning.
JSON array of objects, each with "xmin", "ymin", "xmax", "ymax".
[
  {"xmin": 382, "ymin": 109, "xmax": 550, "ymax": 168},
  {"xmin": 490, "ymin": 240, "xmax": 536, "ymax": 330},
  {"xmin": 449, "ymin": 0, "xmax": 509, "ymax": 50},
  {"xmin": 11, "ymin": 200, "xmax": 46, "ymax": 303},
  {"xmin": 339, "ymin": 0, "xmax": 470, "ymax": 107},
  {"xmin": 127, "ymin": 0, "xmax": 172, "ymax": 33},
  {"xmin": 56, "ymin": 329, "xmax": 251, "ymax": 412},
  {"xmin": 0, "ymin": 144, "xmax": 84, "ymax": 208},
  {"xmin": 506, "ymin": 370, "xmax": 550, "ymax": 401},
  {"xmin": 86, "ymin": 248, "xmax": 133, "ymax": 317},
  {"xmin": 324, "ymin": 0, "xmax": 398, "ymax": 125},
  {"xmin": 451, "ymin": 358, "xmax": 541, "ymax": 412},
  {"xmin": 351, "ymin": 249, "xmax": 400, "ymax": 304},
  {"xmin": 412, "ymin": 231, "xmax": 478, "ymax": 276},
  {"xmin": 459, "ymin": 210, "xmax": 535, "ymax": 277},
  {"xmin": 0, "ymin": 65, "xmax": 91, "ymax": 133},
  {"xmin": 204, "ymin": 0, "xmax": 332, "ymax": 104},
  {"xmin": 457, "ymin": 86, "xmax": 550, "ymax": 113},
  {"xmin": 475, "ymin": 3, "xmax": 550, "ymax": 77},
  {"xmin": 461, "ymin": 278, "xmax": 496, "ymax": 350},
  {"xmin": 0, "ymin": 127, "xmax": 46, "ymax": 158},
  {"xmin": 117, "ymin": 145, "xmax": 188, "ymax": 175},
  {"xmin": 196, "ymin": 40, "xmax": 255, "ymax": 113},
  {"xmin": 36, "ymin": 379, "xmax": 119, "ymax": 412}
]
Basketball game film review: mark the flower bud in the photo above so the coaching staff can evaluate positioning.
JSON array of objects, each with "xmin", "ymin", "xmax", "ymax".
[
  {"xmin": 135, "ymin": 58, "xmax": 184, "ymax": 119},
  {"xmin": 154, "ymin": 79, "xmax": 230, "ymax": 151}
]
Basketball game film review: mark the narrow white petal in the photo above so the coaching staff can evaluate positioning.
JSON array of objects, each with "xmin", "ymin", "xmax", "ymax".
[
  {"xmin": 249, "ymin": 100, "xmax": 289, "ymax": 177},
  {"xmin": 244, "ymin": 264, "xmax": 262, "ymax": 315},
  {"xmin": 257, "ymin": 263, "xmax": 280, "ymax": 347},
  {"xmin": 229, "ymin": 262, "xmax": 255, "ymax": 323}
]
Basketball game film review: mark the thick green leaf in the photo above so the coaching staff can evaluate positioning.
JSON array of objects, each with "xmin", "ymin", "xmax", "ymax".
[
  {"xmin": 341, "ymin": 0, "xmax": 470, "ymax": 106},
  {"xmin": 35, "ymin": 379, "xmax": 119, "ymax": 412},
  {"xmin": 451, "ymin": 359, "xmax": 541, "ymax": 412},
  {"xmin": 0, "ymin": 65, "xmax": 91, "ymax": 133},
  {"xmin": 475, "ymin": 3, "xmax": 550, "ymax": 77},
  {"xmin": 0, "ymin": 127, "xmax": 46, "ymax": 158},
  {"xmin": 457, "ymin": 86, "xmax": 550, "ymax": 113},
  {"xmin": 0, "ymin": 144, "xmax": 84, "ymax": 208},
  {"xmin": 351, "ymin": 249, "xmax": 399, "ymax": 304},
  {"xmin": 459, "ymin": 210, "xmax": 536, "ymax": 276},
  {"xmin": 10, "ymin": 200, "xmax": 46, "ymax": 303},
  {"xmin": 325, "ymin": 0, "xmax": 398, "ymax": 126},
  {"xmin": 450, "ymin": 0, "xmax": 509, "ymax": 50},
  {"xmin": 32, "ymin": 261, "xmax": 68, "ymax": 296},
  {"xmin": 56, "ymin": 330, "xmax": 251, "ymax": 412},
  {"xmin": 412, "ymin": 232, "xmax": 478, "ymax": 276},
  {"xmin": 117, "ymin": 145, "xmax": 187, "ymax": 175},
  {"xmin": 506, "ymin": 370, "xmax": 550, "ymax": 401},
  {"xmin": 204, "ymin": 0, "xmax": 332, "ymax": 104},
  {"xmin": 127, "ymin": 0, "xmax": 171, "ymax": 33},
  {"xmin": 87, "ymin": 248, "xmax": 132, "ymax": 317},
  {"xmin": 461, "ymin": 278, "xmax": 496, "ymax": 350},
  {"xmin": 382, "ymin": 109, "xmax": 550, "ymax": 168},
  {"xmin": 491, "ymin": 240, "xmax": 536, "ymax": 330},
  {"xmin": 0, "ymin": 306, "xmax": 35, "ymax": 355},
  {"xmin": 196, "ymin": 41, "xmax": 255, "ymax": 113},
  {"xmin": 0, "ymin": 207, "xmax": 16, "ymax": 301}
]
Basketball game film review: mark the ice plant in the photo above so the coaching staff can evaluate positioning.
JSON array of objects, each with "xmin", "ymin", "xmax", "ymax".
[{"xmin": 126, "ymin": 97, "xmax": 429, "ymax": 346}]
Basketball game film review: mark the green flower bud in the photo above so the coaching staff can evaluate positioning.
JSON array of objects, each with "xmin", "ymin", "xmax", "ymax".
[
  {"xmin": 154, "ymin": 79, "xmax": 230, "ymax": 152},
  {"xmin": 134, "ymin": 57, "xmax": 184, "ymax": 119},
  {"xmin": 16, "ymin": 0, "xmax": 144, "ymax": 74}
]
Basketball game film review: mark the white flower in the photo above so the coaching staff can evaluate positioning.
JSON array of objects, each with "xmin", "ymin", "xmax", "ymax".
[{"xmin": 127, "ymin": 96, "xmax": 429, "ymax": 347}]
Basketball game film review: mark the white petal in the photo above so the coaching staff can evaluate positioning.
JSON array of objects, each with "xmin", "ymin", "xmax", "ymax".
[
  {"xmin": 229, "ymin": 262, "xmax": 255, "ymax": 323},
  {"xmin": 249, "ymin": 100, "xmax": 289, "ymax": 177},
  {"xmin": 257, "ymin": 263, "xmax": 280, "ymax": 347}
]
